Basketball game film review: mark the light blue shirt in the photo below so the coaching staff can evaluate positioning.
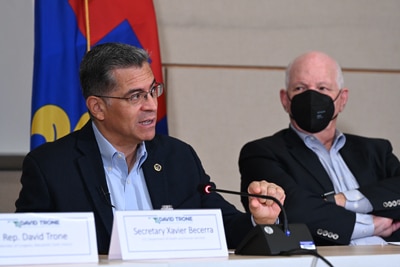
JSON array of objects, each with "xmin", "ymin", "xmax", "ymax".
[
  {"xmin": 291, "ymin": 124, "xmax": 386, "ymax": 245},
  {"xmin": 92, "ymin": 122, "xmax": 153, "ymax": 211}
]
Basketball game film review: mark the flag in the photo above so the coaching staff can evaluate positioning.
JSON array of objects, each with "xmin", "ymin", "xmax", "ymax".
[{"xmin": 31, "ymin": 0, "xmax": 167, "ymax": 150}]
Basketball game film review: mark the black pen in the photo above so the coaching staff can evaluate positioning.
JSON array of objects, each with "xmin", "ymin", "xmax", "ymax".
[{"xmin": 321, "ymin": 191, "xmax": 335, "ymax": 202}]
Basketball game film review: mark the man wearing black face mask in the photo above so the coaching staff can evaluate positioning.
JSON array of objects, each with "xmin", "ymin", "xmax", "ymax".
[
  {"xmin": 289, "ymin": 89, "xmax": 341, "ymax": 133},
  {"xmin": 239, "ymin": 51, "xmax": 400, "ymax": 246}
]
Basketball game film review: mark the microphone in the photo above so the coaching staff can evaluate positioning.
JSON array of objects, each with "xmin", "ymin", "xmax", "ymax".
[
  {"xmin": 98, "ymin": 186, "xmax": 115, "ymax": 208},
  {"xmin": 199, "ymin": 183, "xmax": 316, "ymax": 256},
  {"xmin": 202, "ymin": 183, "xmax": 290, "ymax": 236}
]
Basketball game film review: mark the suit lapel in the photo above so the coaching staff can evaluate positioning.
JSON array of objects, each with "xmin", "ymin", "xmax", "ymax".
[
  {"xmin": 284, "ymin": 129, "xmax": 335, "ymax": 191},
  {"xmin": 340, "ymin": 136, "xmax": 372, "ymax": 187},
  {"xmin": 143, "ymin": 137, "xmax": 170, "ymax": 209},
  {"xmin": 75, "ymin": 122, "xmax": 113, "ymax": 235}
]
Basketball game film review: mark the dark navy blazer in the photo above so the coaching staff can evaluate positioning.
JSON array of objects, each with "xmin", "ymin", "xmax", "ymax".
[
  {"xmin": 16, "ymin": 121, "xmax": 253, "ymax": 254},
  {"xmin": 240, "ymin": 127, "xmax": 400, "ymax": 245}
]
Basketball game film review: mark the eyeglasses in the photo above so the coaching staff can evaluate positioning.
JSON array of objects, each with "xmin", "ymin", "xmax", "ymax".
[{"xmin": 95, "ymin": 82, "xmax": 164, "ymax": 105}]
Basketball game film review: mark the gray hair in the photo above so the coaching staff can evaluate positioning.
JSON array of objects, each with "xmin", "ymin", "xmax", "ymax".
[
  {"xmin": 79, "ymin": 43, "xmax": 150, "ymax": 99},
  {"xmin": 285, "ymin": 54, "xmax": 344, "ymax": 89}
]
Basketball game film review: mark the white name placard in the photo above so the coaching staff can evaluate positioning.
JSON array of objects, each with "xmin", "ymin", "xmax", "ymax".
[
  {"xmin": 0, "ymin": 212, "xmax": 98, "ymax": 265},
  {"xmin": 108, "ymin": 209, "xmax": 228, "ymax": 260}
]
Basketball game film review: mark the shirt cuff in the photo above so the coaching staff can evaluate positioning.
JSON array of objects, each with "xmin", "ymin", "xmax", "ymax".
[
  {"xmin": 250, "ymin": 215, "xmax": 279, "ymax": 226},
  {"xmin": 343, "ymin": 189, "xmax": 373, "ymax": 213},
  {"xmin": 351, "ymin": 213, "xmax": 375, "ymax": 239}
]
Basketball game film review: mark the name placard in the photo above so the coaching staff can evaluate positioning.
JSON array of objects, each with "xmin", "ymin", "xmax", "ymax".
[
  {"xmin": 108, "ymin": 209, "xmax": 228, "ymax": 260},
  {"xmin": 0, "ymin": 212, "xmax": 98, "ymax": 265}
]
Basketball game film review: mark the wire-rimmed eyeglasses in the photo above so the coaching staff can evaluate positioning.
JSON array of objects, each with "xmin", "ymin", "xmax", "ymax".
[{"xmin": 94, "ymin": 82, "xmax": 163, "ymax": 105}]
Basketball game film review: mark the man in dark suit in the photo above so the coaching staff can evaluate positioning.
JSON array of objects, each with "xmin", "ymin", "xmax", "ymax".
[
  {"xmin": 239, "ymin": 51, "xmax": 400, "ymax": 246},
  {"xmin": 16, "ymin": 43, "xmax": 285, "ymax": 254}
]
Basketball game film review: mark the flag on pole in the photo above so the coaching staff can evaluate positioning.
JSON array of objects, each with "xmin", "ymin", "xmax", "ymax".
[{"xmin": 31, "ymin": 0, "xmax": 167, "ymax": 150}]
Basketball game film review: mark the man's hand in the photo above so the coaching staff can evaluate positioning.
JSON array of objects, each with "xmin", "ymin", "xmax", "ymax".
[
  {"xmin": 248, "ymin": 180, "xmax": 285, "ymax": 225},
  {"xmin": 373, "ymin": 216, "xmax": 400, "ymax": 237}
]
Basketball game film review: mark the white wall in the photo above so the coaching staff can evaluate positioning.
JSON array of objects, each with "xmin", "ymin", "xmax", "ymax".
[
  {"xmin": 0, "ymin": 1, "xmax": 34, "ymax": 154},
  {"xmin": 1, "ymin": 0, "xmax": 400, "ymax": 211}
]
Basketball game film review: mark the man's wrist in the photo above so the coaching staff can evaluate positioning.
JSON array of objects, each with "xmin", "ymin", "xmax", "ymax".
[
  {"xmin": 334, "ymin": 193, "xmax": 346, "ymax": 207},
  {"xmin": 251, "ymin": 214, "xmax": 279, "ymax": 225}
]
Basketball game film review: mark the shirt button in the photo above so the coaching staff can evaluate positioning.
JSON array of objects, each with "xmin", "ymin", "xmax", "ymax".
[{"xmin": 126, "ymin": 179, "xmax": 131, "ymax": 184}]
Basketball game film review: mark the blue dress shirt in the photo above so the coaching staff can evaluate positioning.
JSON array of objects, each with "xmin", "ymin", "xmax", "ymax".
[
  {"xmin": 292, "ymin": 124, "xmax": 386, "ymax": 245},
  {"xmin": 92, "ymin": 122, "xmax": 153, "ymax": 211}
]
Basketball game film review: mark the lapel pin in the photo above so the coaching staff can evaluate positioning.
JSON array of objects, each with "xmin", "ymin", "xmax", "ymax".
[{"xmin": 154, "ymin": 163, "xmax": 162, "ymax": 172}]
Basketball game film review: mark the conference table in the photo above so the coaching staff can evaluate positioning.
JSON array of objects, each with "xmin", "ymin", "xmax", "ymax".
[{"xmin": 3, "ymin": 245, "xmax": 399, "ymax": 267}]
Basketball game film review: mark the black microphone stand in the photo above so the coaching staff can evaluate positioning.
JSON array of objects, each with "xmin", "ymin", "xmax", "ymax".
[{"xmin": 201, "ymin": 184, "xmax": 317, "ymax": 256}]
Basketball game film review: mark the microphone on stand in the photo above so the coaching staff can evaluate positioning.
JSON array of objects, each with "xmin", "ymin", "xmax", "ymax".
[
  {"xmin": 199, "ymin": 183, "xmax": 316, "ymax": 256},
  {"xmin": 202, "ymin": 183, "xmax": 291, "ymax": 236}
]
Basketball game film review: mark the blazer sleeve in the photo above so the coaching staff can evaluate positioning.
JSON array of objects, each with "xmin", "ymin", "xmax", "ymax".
[
  {"xmin": 15, "ymin": 153, "xmax": 54, "ymax": 212},
  {"xmin": 345, "ymin": 137, "xmax": 400, "ymax": 220},
  {"xmin": 15, "ymin": 125, "xmax": 114, "ymax": 254},
  {"xmin": 184, "ymin": 143, "xmax": 254, "ymax": 248},
  {"xmin": 144, "ymin": 135, "xmax": 254, "ymax": 249}
]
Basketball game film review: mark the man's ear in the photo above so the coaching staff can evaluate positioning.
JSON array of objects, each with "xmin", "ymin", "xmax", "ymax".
[
  {"xmin": 338, "ymin": 88, "xmax": 349, "ymax": 112},
  {"xmin": 86, "ymin": 96, "xmax": 105, "ymax": 121},
  {"xmin": 279, "ymin": 89, "xmax": 290, "ymax": 114}
]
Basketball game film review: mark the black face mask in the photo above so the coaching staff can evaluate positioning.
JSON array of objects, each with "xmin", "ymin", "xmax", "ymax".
[{"xmin": 289, "ymin": 90, "xmax": 341, "ymax": 133}]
